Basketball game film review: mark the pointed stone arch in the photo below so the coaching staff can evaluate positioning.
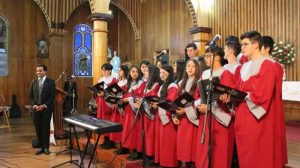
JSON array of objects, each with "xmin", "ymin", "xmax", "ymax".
[
  {"xmin": 185, "ymin": 0, "xmax": 198, "ymax": 27},
  {"xmin": 32, "ymin": 0, "xmax": 52, "ymax": 30},
  {"xmin": 110, "ymin": 1, "xmax": 140, "ymax": 40},
  {"xmin": 89, "ymin": 0, "xmax": 140, "ymax": 40}
]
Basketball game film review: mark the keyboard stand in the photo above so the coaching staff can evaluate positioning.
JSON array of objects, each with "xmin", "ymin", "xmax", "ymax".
[
  {"xmin": 52, "ymin": 124, "xmax": 83, "ymax": 168},
  {"xmin": 79, "ymin": 131, "xmax": 101, "ymax": 168}
]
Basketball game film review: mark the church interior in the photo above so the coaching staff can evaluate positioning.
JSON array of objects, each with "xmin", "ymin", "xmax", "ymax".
[{"xmin": 0, "ymin": 0, "xmax": 300, "ymax": 167}]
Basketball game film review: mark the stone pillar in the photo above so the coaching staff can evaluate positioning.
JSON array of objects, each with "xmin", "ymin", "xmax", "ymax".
[
  {"xmin": 90, "ymin": 13, "xmax": 113, "ymax": 84},
  {"xmin": 190, "ymin": 0, "xmax": 213, "ymax": 55},
  {"xmin": 190, "ymin": 27, "xmax": 212, "ymax": 55},
  {"xmin": 89, "ymin": 0, "xmax": 112, "ymax": 84}
]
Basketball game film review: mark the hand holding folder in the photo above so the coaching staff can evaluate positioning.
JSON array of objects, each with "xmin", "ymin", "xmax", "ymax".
[
  {"xmin": 197, "ymin": 77, "xmax": 247, "ymax": 104},
  {"xmin": 86, "ymin": 81, "xmax": 106, "ymax": 94},
  {"xmin": 145, "ymin": 92, "xmax": 195, "ymax": 114},
  {"xmin": 104, "ymin": 83, "xmax": 125, "ymax": 104}
]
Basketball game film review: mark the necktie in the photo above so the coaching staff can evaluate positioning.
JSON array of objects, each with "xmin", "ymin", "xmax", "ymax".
[{"xmin": 38, "ymin": 78, "xmax": 43, "ymax": 104}]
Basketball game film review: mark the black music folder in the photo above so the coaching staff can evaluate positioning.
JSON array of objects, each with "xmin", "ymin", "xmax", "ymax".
[
  {"xmin": 174, "ymin": 92, "xmax": 195, "ymax": 108},
  {"xmin": 197, "ymin": 77, "xmax": 220, "ymax": 104},
  {"xmin": 157, "ymin": 92, "xmax": 195, "ymax": 114},
  {"xmin": 198, "ymin": 77, "xmax": 247, "ymax": 104},
  {"xmin": 213, "ymin": 84, "xmax": 247, "ymax": 102},
  {"xmin": 86, "ymin": 81, "xmax": 105, "ymax": 94},
  {"xmin": 105, "ymin": 83, "xmax": 124, "ymax": 96}
]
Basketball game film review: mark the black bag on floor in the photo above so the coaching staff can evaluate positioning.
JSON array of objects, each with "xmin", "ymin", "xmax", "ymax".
[{"xmin": 10, "ymin": 95, "xmax": 21, "ymax": 118}]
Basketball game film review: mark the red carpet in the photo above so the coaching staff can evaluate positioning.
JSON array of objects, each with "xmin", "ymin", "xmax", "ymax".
[{"xmin": 286, "ymin": 121, "xmax": 300, "ymax": 141}]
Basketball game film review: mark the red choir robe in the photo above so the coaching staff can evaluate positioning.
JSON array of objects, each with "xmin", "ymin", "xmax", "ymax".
[
  {"xmin": 110, "ymin": 79, "xmax": 128, "ymax": 143},
  {"xmin": 143, "ymin": 83, "xmax": 160, "ymax": 156},
  {"xmin": 155, "ymin": 83, "xmax": 178, "ymax": 167},
  {"xmin": 266, "ymin": 57, "xmax": 287, "ymax": 166},
  {"xmin": 177, "ymin": 79, "xmax": 200, "ymax": 162},
  {"xmin": 96, "ymin": 75, "xmax": 117, "ymax": 120},
  {"xmin": 195, "ymin": 68, "xmax": 235, "ymax": 168},
  {"xmin": 234, "ymin": 57, "xmax": 276, "ymax": 168},
  {"xmin": 237, "ymin": 53, "xmax": 249, "ymax": 65},
  {"xmin": 223, "ymin": 62, "xmax": 241, "ymax": 83},
  {"xmin": 121, "ymin": 80, "xmax": 144, "ymax": 150}
]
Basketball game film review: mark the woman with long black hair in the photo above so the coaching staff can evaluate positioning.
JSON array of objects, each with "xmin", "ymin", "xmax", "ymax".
[
  {"xmin": 175, "ymin": 59, "xmax": 201, "ymax": 167},
  {"xmin": 151, "ymin": 65, "xmax": 178, "ymax": 167},
  {"xmin": 110, "ymin": 65, "xmax": 129, "ymax": 153},
  {"xmin": 120, "ymin": 65, "xmax": 144, "ymax": 160}
]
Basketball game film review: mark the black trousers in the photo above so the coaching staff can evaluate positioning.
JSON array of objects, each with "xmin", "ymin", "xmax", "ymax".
[{"xmin": 33, "ymin": 110, "xmax": 52, "ymax": 149}]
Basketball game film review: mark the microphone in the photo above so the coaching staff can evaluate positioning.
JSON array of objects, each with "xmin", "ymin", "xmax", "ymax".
[
  {"xmin": 208, "ymin": 34, "xmax": 221, "ymax": 46},
  {"xmin": 154, "ymin": 50, "xmax": 167, "ymax": 59}
]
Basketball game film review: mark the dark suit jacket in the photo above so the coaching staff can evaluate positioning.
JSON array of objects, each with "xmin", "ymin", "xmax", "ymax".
[{"xmin": 29, "ymin": 77, "xmax": 56, "ymax": 113}]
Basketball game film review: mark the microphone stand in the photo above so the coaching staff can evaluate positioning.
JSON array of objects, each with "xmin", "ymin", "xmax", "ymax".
[
  {"xmin": 132, "ymin": 79, "xmax": 152, "ymax": 168},
  {"xmin": 68, "ymin": 68, "xmax": 81, "ymax": 115},
  {"xmin": 200, "ymin": 49, "xmax": 215, "ymax": 168},
  {"xmin": 123, "ymin": 78, "xmax": 151, "ymax": 168}
]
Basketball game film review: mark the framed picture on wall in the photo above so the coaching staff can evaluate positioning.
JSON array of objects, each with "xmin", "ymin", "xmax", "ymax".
[{"xmin": 36, "ymin": 34, "xmax": 50, "ymax": 58}]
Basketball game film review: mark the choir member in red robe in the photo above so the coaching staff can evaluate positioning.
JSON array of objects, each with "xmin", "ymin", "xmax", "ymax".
[
  {"xmin": 120, "ymin": 65, "xmax": 144, "ymax": 160},
  {"xmin": 151, "ymin": 65, "xmax": 178, "ymax": 167},
  {"xmin": 261, "ymin": 36, "xmax": 287, "ymax": 166},
  {"xmin": 222, "ymin": 31, "xmax": 277, "ymax": 168},
  {"xmin": 134, "ymin": 60, "xmax": 150, "ymax": 154},
  {"xmin": 224, "ymin": 40, "xmax": 242, "ymax": 82},
  {"xmin": 110, "ymin": 65, "xmax": 129, "ymax": 145},
  {"xmin": 225, "ymin": 35, "xmax": 248, "ymax": 66},
  {"xmin": 224, "ymin": 37, "xmax": 242, "ymax": 167},
  {"xmin": 138, "ymin": 64, "xmax": 161, "ymax": 165},
  {"xmin": 195, "ymin": 46, "xmax": 235, "ymax": 168},
  {"xmin": 174, "ymin": 59, "xmax": 200, "ymax": 167},
  {"xmin": 96, "ymin": 63, "xmax": 117, "ymax": 149}
]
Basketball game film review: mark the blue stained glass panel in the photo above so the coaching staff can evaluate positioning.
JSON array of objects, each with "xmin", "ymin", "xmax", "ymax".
[
  {"xmin": 84, "ymin": 34, "xmax": 92, "ymax": 52},
  {"xmin": 73, "ymin": 24, "xmax": 93, "ymax": 77},
  {"xmin": 74, "ymin": 32, "xmax": 82, "ymax": 52}
]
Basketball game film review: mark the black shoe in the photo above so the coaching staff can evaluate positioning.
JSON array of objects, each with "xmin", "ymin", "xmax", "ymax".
[
  {"xmin": 100, "ymin": 137, "xmax": 112, "ymax": 149},
  {"xmin": 144, "ymin": 160, "xmax": 154, "ymax": 167},
  {"xmin": 100, "ymin": 141, "xmax": 112, "ymax": 149},
  {"xmin": 113, "ymin": 148, "xmax": 129, "ymax": 155},
  {"xmin": 127, "ymin": 151, "xmax": 138, "ymax": 161},
  {"xmin": 44, "ymin": 149, "xmax": 51, "ymax": 155},
  {"xmin": 35, "ymin": 149, "xmax": 44, "ymax": 155}
]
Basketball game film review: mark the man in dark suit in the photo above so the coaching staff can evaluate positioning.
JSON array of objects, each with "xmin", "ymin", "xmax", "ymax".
[{"xmin": 29, "ymin": 64, "xmax": 55, "ymax": 155}]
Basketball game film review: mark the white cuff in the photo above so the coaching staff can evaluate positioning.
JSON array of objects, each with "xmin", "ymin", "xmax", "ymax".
[{"xmin": 185, "ymin": 106, "xmax": 199, "ymax": 126}]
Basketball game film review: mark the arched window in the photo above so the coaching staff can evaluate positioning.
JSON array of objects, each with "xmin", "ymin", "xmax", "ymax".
[
  {"xmin": 0, "ymin": 15, "xmax": 8, "ymax": 76},
  {"xmin": 73, "ymin": 24, "xmax": 92, "ymax": 77}
]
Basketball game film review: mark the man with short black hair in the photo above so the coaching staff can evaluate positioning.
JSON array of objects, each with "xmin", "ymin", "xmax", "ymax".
[
  {"xmin": 224, "ymin": 40, "xmax": 242, "ymax": 81},
  {"xmin": 185, "ymin": 43, "xmax": 198, "ymax": 60},
  {"xmin": 232, "ymin": 31, "xmax": 277, "ymax": 167},
  {"xmin": 29, "ymin": 64, "xmax": 55, "ymax": 155}
]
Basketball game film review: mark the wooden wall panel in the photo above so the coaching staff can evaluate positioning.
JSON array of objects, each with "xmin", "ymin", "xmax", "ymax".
[
  {"xmin": 207, "ymin": 0, "xmax": 300, "ymax": 81},
  {"xmin": 0, "ymin": 0, "xmax": 49, "ymax": 113},
  {"xmin": 141, "ymin": 0, "xmax": 192, "ymax": 64},
  {"xmin": 118, "ymin": 9, "xmax": 136, "ymax": 64}
]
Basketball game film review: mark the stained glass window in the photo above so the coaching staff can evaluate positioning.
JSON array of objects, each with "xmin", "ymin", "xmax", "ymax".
[{"xmin": 73, "ymin": 24, "xmax": 92, "ymax": 77}]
